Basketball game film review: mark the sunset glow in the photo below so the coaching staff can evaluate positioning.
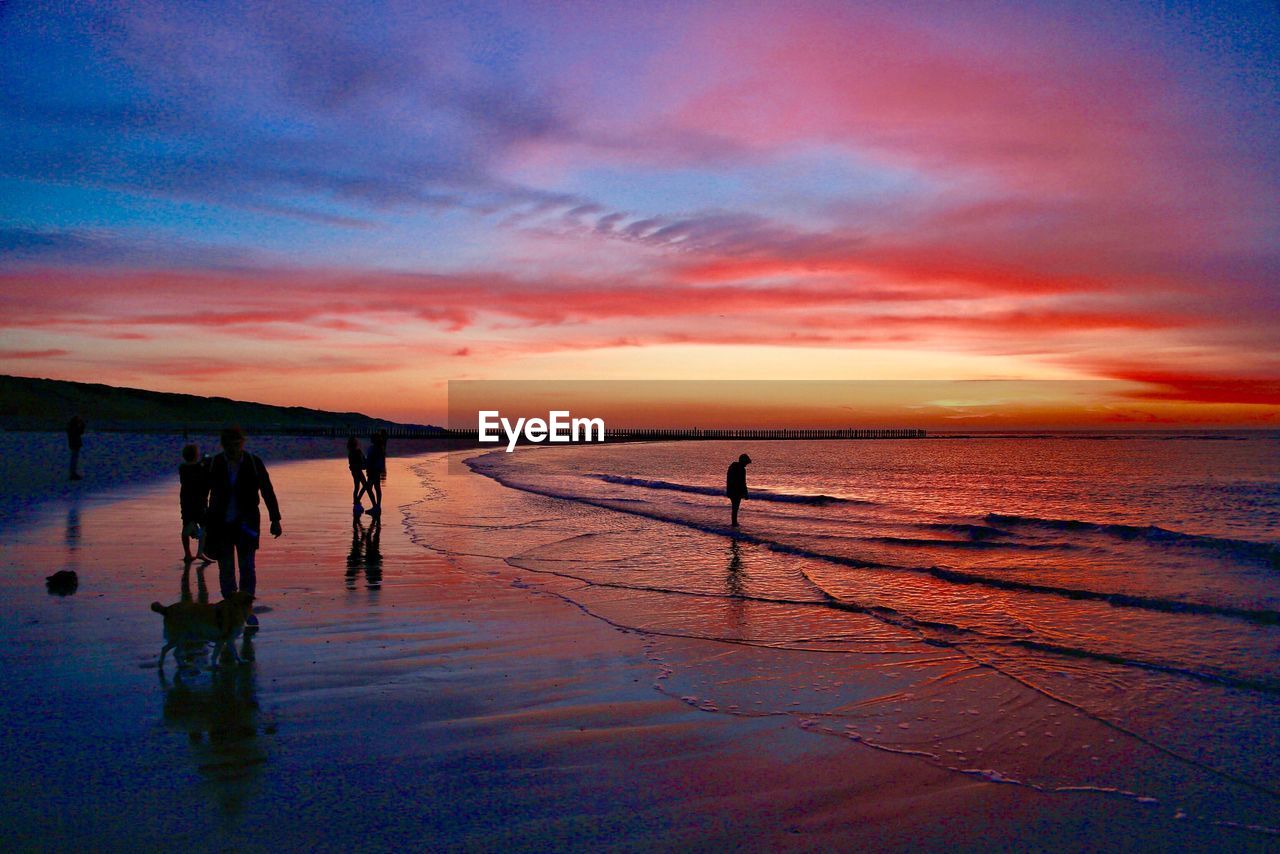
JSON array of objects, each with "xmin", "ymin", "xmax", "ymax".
[{"xmin": 2, "ymin": 1, "xmax": 1277, "ymax": 424}]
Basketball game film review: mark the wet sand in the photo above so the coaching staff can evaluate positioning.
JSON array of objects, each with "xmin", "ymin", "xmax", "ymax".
[{"xmin": 0, "ymin": 453, "xmax": 1258, "ymax": 851}]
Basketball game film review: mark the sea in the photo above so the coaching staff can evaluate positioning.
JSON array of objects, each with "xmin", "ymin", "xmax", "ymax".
[{"xmin": 409, "ymin": 432, "xmax": 1280, "ymax": 835}]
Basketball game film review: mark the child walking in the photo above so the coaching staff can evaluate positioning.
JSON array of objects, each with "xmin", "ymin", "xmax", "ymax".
[{"xmin": 179, "ymin": 443, "xmax": 211, "ymax": 564}]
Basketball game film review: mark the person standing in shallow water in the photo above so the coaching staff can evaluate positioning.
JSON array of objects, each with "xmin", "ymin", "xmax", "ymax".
[
  {"xmin": 205, "ymin": 426, "xmax": 282, "ymax": 625},
  {"xmin": 66, "ymin": 415, "xmax": 85, "ymax": 480},
  {"xmin": 726, "ymin": 453, "xmax": 751, "ymax": 527}
]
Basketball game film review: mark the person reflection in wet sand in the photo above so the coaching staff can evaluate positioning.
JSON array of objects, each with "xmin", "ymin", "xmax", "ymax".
[
  {"xmin": 363, "ymin": 519, "xmax": 382, "ymax": 588},
  {"xmin": 346, "ymin": 519, "xmax": 365, "ymax": 589},
  {"xmin": 174, "ymin": 561, "xmax": 212, "ymax": 671},
  {"xmin": 181, "ymin": 561, "xmax": 210, "ymax": 605},
  {"xmin": 48, "ymin": 501, "xmax": 83, "ymax": 595},
  {"xmin": 346, "ymin": 517, "xmax": 383, "ymax": 590},
  {"xmin": 160, "ymin": 650, "xmax": 269, "ymax": 816},
  {"xmin": 66, "ymin": 414, "xmax": 85, "ymax": 480},
  {"xmin": 726, "ymin": 453, "xmax": 751, "ymax": 527},
  {"xmin": 725, "ymin": 540, "xmax": 747, "ymax": 635},
  {"xmin": 726, "ymin": 540, "xmax": 744, "ymax": 597},
  {"xmin": 64, "ymin": 501, "xmax": 81, "ymax": 551}
]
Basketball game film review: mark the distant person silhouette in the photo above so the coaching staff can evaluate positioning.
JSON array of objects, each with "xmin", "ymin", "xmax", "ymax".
[
  {"xmin": 347, "ymin": 436, "xmax": 369, "ymax": 516},
  {"xmin": 726, "ymin": 453, "xmax": 751, "ymax": 527},
  {"xmin": 179, "ymin": 444, "xmax": 212, "ymax": 564},
  {"xmin": 365, "ymin": 430, "xmax": 388, "ymax": 518},
  {"xmin": 66, "ymin": 415, "xmax": 85, "ymax": 480},
  {"xmin": 205, "ymin": 426, "xmax": 282, "ymax": 626}
]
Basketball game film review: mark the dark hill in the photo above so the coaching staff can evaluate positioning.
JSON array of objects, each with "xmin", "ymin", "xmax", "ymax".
[{"xmin": 0, "ymin": 374, "xmax": 442, "ymax": 435}]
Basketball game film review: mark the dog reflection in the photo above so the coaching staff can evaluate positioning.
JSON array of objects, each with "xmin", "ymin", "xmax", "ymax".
[
  {"xmin": 160, "ymin": 651, "xmax": 269, "ymax": 814},
  {"xmin": 346, "ymin": 518, "xmax": 383, "ymax": 590}
]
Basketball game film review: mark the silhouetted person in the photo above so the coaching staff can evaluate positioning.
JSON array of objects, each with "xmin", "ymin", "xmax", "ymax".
[
  {"xmin": 66, "ymin": 415, "xmax": 85, "ymax": 480},
  {"xmin": 205, "ymin": 426, "xmax": 282, "ymax": 626},
  {"xmin": 180, "ymin": 444, "xmax": 212, "ymax": 564},
  {"xmin": 365, "ymin": 430, "xmax": 387, "ymax": 518},
  {"xmin": 348, "ymin": 435, "xmax": 370, "ymax": 516},
  {"xmin": 726, "ymin": 453, "xmax": 751, "ymax": 527}
]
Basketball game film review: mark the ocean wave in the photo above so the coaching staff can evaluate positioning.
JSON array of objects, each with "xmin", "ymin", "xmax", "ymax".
[
  {"xmin": 914, "ymin": 523, "xmax": 1014, "ymax": 540},
  {"xmin": 588, "ymin": 474, "xmax": 871, "ymax": 505},
  {"xmin": 470, "ymin": 457, "xmax": 1280, "ymax": 627},
  {"xmin": 860, "ymin": 535, "xmax": 1072, "ymax": 551},
  {"xmin": 504, "ymin": 547, "xmax": 1280, "ymax": 693},
  {"xmin": 986, "ymin": 513, "xmax": 1280, "ymax": 567}
]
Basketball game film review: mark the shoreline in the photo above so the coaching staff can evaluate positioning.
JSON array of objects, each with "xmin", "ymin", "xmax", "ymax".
[
  {"xmin": 0, "ymin": 450, "xmax": 1271, "ymax": 850},
  {"xmin": 0, "ymin": 431, "xmax": 469, "ymax": 533}
]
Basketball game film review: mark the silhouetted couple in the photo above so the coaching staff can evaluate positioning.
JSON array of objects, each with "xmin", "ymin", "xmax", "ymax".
[
  {"xmin": 349, "ymin": 430, "xmax": 388, "ymax": 518},
  {"xmin": 727, "ymin": 453, "xmax": 751, "ymax": 527}
]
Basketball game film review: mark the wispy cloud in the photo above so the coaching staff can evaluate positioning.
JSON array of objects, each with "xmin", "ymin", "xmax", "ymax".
[{"xmin": 0, "ymin": 0, "xmax": 1276, "ymax": 421}]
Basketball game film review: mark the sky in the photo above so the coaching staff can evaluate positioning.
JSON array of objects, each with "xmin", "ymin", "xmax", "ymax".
[{"xmin": 1, "ymin": 0, "xmax": 1278, "ymax": 425}]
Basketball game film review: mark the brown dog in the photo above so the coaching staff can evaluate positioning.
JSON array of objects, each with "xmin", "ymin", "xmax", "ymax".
[{"xmin": 151, "ymin": 591, "xmax": 254, "ymax": 672}]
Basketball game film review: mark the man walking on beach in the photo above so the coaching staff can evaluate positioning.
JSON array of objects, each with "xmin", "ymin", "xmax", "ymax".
[
  {"xmin": 66, "ymin": 414, "xmax": 85, "ymax": 480},
  {"xmin": 206, "ymin": 426, "xmax": 282, "ymax": 625},
  {"xmin": 726, "ymin": 453, "xmax": 751, "ymax": 527}
]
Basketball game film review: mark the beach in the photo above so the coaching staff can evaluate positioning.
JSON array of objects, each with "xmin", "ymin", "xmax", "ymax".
[{"xmin": 1, "ymin": 443, "xmax": 1276, "ymax": 851}]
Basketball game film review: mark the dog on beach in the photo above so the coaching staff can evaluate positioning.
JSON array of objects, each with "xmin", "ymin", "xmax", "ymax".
[{"xmin": 151, "ymin": 591, "xmax": 254, "ymax": 672}]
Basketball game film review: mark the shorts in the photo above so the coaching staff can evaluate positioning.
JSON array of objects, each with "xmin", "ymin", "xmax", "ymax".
[{"xmin": 182, "ymin": 520, "xmax": 203, "ymax": 538}]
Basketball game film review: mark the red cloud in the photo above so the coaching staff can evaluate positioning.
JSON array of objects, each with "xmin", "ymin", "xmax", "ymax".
[
  {"xmin": 0, "ymin": 267, "xmax": 1208, "ymax": 348},
  {"xmin": 676, "ymin": 249, "xmax": 1110, "ymax": 296},
  {"xmin": 1105, "ymin": 369, "xmax": 1280, "ymax": 406}
]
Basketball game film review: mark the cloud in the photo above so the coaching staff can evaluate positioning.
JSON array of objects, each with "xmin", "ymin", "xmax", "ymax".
[
  {"xmin": 0, "ymin": 266, "xmax": 1196, "ymax": 358},
  {"xmin": 0, "ymin": 0, "xmax": 581, "ymax": 227},
  {"xmin": 0, "ymin": 227, "xmax": 268, "ymax": 269},
  {"xmin": 1100, "ymin": 368, "xmax": 1280, "ymax": 406},
  {"xmin": 0, "ymin": 348, "xmax": 70, "ymax": 359},
  {"xmin": 0, "ymin": 0, "xmax": 1275, "ymax": 423}
]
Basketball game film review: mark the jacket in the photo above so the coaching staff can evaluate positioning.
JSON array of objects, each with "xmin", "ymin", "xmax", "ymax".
[
  {"xmin": 726, "ymin": 461, "xmax": 748, "ymax": 498},
  {"xmin": 206, "ymin": 451, "xmax": 281, "ymax": 544}
]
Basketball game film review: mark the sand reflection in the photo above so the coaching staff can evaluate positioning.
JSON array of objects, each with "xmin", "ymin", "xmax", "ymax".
[
  {"xmin": 160, "ymin": 651, "xmax": 268, "ymax": 815},
  {"xmin": 346, "ymin": 517, "xmax": 383, "ymax": 590}
]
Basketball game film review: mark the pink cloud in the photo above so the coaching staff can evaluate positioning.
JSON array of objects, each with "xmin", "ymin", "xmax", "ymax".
[{"xmin": 0, "ymin": 348, "xmax": 70, "ymax": 359}]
